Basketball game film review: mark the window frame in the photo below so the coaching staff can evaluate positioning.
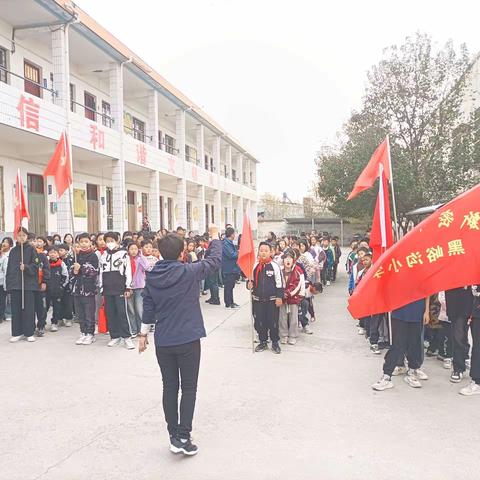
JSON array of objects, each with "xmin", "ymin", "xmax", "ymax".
[
  {"xmin": 84, "ymin": 91, "xmax": 97, "ymax": 122},
  {"xmin": 101, "ymin": 100, "xmax": 112, "ymax": 128},
  {"xmin": 0, "ymin": 47, "xmax": 8, "ymax": 84},
  {"xmin": 24, "ymin": 59, "xmax": 42, "ymax": 98},
  {"xmin": 133, "ymin": 116, "xmax": 146, "ymax": 142}
]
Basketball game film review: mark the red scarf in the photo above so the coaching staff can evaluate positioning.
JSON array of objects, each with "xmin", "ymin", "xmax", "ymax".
[
  {"xmin": 255, "ymin": 257, "xmax": 272, "ymax": 287},
  {"xmin": 129, "ymin": 255, "xmax": 137, "ymax": 278},
  {"xmin": 97, "ymin": 246, "xmax": 106, "ymax": 255},
  {"xmin": 49, "ymin": 259, "xmax": 63, "ymax": 268}
]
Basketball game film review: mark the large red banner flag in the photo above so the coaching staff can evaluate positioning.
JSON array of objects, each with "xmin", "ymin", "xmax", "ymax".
[
  {"xmin": 369, "ymin": 166, "xmax": 393, "ymax": 262},
  {"xmin": 14, "ymin": 169, "xmax": 29, "ymax": 233},
  {"xmin": 43, "ymin": 131, "xmax": 72, "ymax": 198},
  {"xmin": 347, "ymin": 137, "xmax": 391, "ymax": 200},
  {"xmin": 237, "ymin": 213, "xmax": 255, "ymax": 279},
  {"xmin": 348, "ymin": 183, "xmax": 480, "ymax": 319}
]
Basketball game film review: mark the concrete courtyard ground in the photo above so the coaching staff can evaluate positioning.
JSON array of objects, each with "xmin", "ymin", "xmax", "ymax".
[{"xmin": 1, "ymin": 269, "xmax": 479, "ymax": 480}]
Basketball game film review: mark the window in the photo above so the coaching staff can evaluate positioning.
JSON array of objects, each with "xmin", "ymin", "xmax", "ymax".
[
  {"xmin": 133, "ymin": 117, "xmax": 145, "ymax": 142},
  {"xmin": 24, "ymin": 60, "xmax": 41, "ymax": 97},
  {"xmin": 250, "ymin": 171, "xmax": 253, "ymax": 185},
  {"xmin": 186, "ymin": 201, "xmax": 192, "ymax": 230},
  {"xmin": 204, "ymin": 154, "xmax": 209, "ymax": 170},
  {"xmin": 0, "ymin": 47, "xmax": 8, "ymax": 84},
  {"xmin": 0, "ymin": 166, "xmax": 4, "ymax": 231},
  {"xmin": 86, "ymin": 184, "xmax": 98, "ymax": 201},
  {"xmin": 102, "ymin": 101, "xmax": 112, "ymax": 128},
  {"xmin": 185, "ymin": 145, "xmax": 197, "ymax": 163},
  {"xmin": 232, "ymin": 169, "xmax": 237, "ymax": 182},
  {"xmin": 205, "ymin": 204, "xmax": 209, "ymax": 228},
  {"xmin": 159, "ymin": 195, "xmax": 165, "ymax": 229},
  {"xmin": 158, "ymin": 130, "xmax": 163, "ymax": 150},
  {"xmin": 69, "ymin": 83, "xmax": 76, "ymax": 112},
  {"xmin": 211, "ymin": 205, "xmax": 215, "ymax": 223},
  {"xmin": 127, "ymin": 190, "xmax": 135, "ymax": 205},
  {"xmin": 223, "ymin": 164, "xmax": 227, "ymax": 177},
  {"xmin": 210, "ymin": 157, "xmax": 214, "ymax": 172},
  {"xmin": 165, "ymin": 134, "xmax": 175, "ymax": 154},
  {"xmin": 84, "ymin": 91, "xmax": 96, "ymax": 121},
  {"xmin": 167, "ymin": 197, "xmax": 173, "ymax": 230},
  {"xmin": 243, "ymin": 172, "xmax": 247, "ymax": 184},
  {"xmin": 27, "ymin": 173, "xmax": 44, "ymax": 194},
  {"xmin": 141, "ymin": 192, "xmax": 148, "ymax": 218}
]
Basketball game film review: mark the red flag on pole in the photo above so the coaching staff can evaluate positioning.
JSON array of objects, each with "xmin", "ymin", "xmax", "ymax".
[
  {"xmin": 348, "ymin": 183, "xmax": 480, "ymax": 319},
  {"xmin": 43, "ymin": 131, "xmax": 72, "ymax": 198},
  {"xmin": 347, "ymin": 137, "xmax": 391, "ymax": 200},
  {"xmin": 237, "ymin": 213, "xmax": 255, "ymax": 279},
  {"xmin": 14, "ymin": 169, "xmax": 29, "ymax": 233},
  {"xmin": 369, "ymin": 165, "xmax": 393, "ymax": 262}
]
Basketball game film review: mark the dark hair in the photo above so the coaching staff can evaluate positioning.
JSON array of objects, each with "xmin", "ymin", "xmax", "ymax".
[
  {"xmin": 258, "ymin": 241, "xmax": 271, "ymax": 250},
  {"xmin": 122, "ymin": 231, "xmax": 133, "ymax": 240},
  {"xmin": 36, "ymin": 236, "xmax": 48, "ymax": 245},
  {"xmin": 140, "ymin": 240, "xmax": 153, "ymax": 247},
  {"xmin": 104, "ymin": 231, "xmax": 120, "ymax": 242},
  {"xmin": 47, "ymin": 245, "xmax": 60, "ymax": 253},
  {"xmin": 27, "ymin": 232, "xmax": 36, "ymax": 241},
  {"xmin": 332, "ymin": 236, "xmax": 339, "ymax": 241},
  {"xmin": 2, "ymin": 236, "xmax": 13, "ymax": 247},
  {"xmin": 63, "ymin": 233, "xmax": 73, "ymax": 242},
  {"xmin": 299, "ymin": 239, "xmax": 310, "ymax": 251},
  {"xmin": 158, "ymin": 234, "xmax": 184, "ymax": 260},
  {"xmin": 225, "ymin": 227, "xmax": 235, "ymax": 238},
  {"xmin": 283, "ymin": 248, "xmax": 297, "ymax": 260},
  {"xmin": 58, "ymin": 243, "xmax": 69, "ymax": 251},
  {"xmin": 52, "ymin": 233, "xmax": 61, "ymax": 241},
  {"xmin": 77, "ymin": 232, "xmax": 91, "ymax": 241},
  {"xmin": 363, "ymin": 251, "xmax": 373, "ymax": 258},
  {"xmin": 176, "ymin": 226, "xmax": 185, "ymax": 233},
  {"xmin": 127, "ymin": 241, "xmax": 139, "ymax": 253},
  {"xmin": 357, "ymin": 247, "xmax": 370, "ymax": 254}
]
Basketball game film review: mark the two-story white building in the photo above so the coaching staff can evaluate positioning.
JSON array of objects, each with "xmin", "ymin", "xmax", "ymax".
[{"xmin": 0, "ymin": 0, "xmax": 259, "ymax": 236}]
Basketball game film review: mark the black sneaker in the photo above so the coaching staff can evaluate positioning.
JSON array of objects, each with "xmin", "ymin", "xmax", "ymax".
[
  {"xmin": 170, "ymin": 436, "xmax": 198, "ymax": 456},
  {"xmin": 425, "ymin": 350, "xmax": 437, "ymax": 358},
  {"xmin": 370, "ymin": 344, "xmax": 381, "ymax": 355},
  {"xmin": 230, "ymin": 303, "xmax": 240, "ymax": 308},
  {"xmin": 35, "ymin": 328, "xmax": 45, "ymax": 337},
  {"xmin": 450, "ymin": 371, "xmax": 463, "ymax": 383},
  {"xmin": 254, "ymin": 341, "xmax": 268, "ymax": 352},
  {"xmin": 205, "ymin": 298, "xmax": 213, "ymax": 304},
  {"xmin": 271, "ymin": 342, "xmax": 281, "ymax": 354}
]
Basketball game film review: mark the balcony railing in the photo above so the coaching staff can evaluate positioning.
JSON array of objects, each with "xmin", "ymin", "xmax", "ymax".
[
  {"xmin": 0, "ymin": 65, "xmax": 57, "ymax": 100},
  {"xmin": 71, "ymin": 100, "xmax": 115, "ymax": 127}
]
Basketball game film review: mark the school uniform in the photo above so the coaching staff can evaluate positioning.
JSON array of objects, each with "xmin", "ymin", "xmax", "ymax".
[
  {"xmin": 0, "ymin": 251, "xmax": 9, "ymax": 321},
  {"xmin": 45, "ymin": 258, "xmax": 69, "ymax": 325},
  {"xmin": 332, "ymin": 244, "xmax": 342, "ymax": 281},
  {"xmin": 127, "ymin": 254, "xmax": 151, "ymax": 335},
  {"xmin": 251, "ymin": 259, "xmax": 284, "ymax": 343},
  {"xmin": 61, "ymin": 252, "xmax": 74, "ymax": 322},
  {"xmin": 99, "ymin": 247, "xmax": 133, "ymax": 339},
  {"xmin": 34, "ymin": 249, "xmax": 51, "ymax": 331},
  {"xmin": 279, "ymin": 264, "xmax": 305, "ymax": 340},
  {"xmin": 5, "ymin": 243, "xmax": 39, "ymax": 338}
]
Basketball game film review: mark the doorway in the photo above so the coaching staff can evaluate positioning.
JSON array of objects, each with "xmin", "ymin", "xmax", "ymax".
[
  {"xmin": 127, "ymin": 190, "xmax": 137, "ymax": 231},
  {"xmin": 27, "ymin": 173, "xmax": 46, "ymax": 234},
  {"xmin": 86, "ymin": 183, "xmax": 99, "ymax": 233}
]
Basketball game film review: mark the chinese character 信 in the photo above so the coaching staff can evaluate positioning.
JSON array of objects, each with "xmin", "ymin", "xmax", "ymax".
[
  {"xmin": 438, "ymin": 209, "xmax": 454, "ymax": 228},
  {"xmin": 373, "ymin": 266, "xmax": 385, "ymax": 279},
  {"xmin": 448, "ymin": 239, "xmax": 465, "ymax": 256},
  {"xmin": 17, "ymin": 95, "xmax": 40, "ymax": 131},
  {"xmin": 460, "ymin": 211, "xmax": 480, "ymax": 231},
  {"xmin": 137, "ymin": 144, "xmax": 147, "ymax": 165},
  {"xmin": 426, "ymin": 246, "xmax": 444, "ymax": 263},
  {"xmin": 388, "ymin": 258, "xmax": 403, "ymax": 273},
  {"xmin": 89, "ymin": 125, "xmax": 105, "ymax": 151},
  {"xmin": 406, "ymin": 252, "xmax": 423, "ymax": 268}
]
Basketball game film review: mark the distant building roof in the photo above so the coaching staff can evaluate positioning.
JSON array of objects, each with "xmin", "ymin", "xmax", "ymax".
[
  {"xmin": 405, "ymin": 204, "xmax": 444, "ymax": 216},
  {"xmin": 284, "ymin": 217, "xmax": 348, "ymax": 225}
]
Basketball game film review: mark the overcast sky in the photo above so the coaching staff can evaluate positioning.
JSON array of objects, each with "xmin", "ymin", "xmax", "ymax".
[{"xmin": 78, "ymin": 0, "xmax": 480, "ymax": 201}]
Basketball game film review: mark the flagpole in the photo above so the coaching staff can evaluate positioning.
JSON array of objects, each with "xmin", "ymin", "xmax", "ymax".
[
  {"xmin": 386, "ymin": 135, "xmax": 400, "ymax": 241},
  {"xmin": 21, "ymin": 240, "xmax": 24, "ymax": 310}
]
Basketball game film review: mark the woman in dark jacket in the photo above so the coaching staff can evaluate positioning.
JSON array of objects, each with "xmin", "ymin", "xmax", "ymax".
[{"xmin": 6, "ymin": 227, "xmax": 39, "ymax": 342}]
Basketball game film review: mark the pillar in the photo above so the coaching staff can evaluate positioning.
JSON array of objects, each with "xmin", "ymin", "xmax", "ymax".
[
  {"xmin": 214, "ymin": 189, "xmax": 222, "ymax": 226},
  {"xmin": 246, "ymin": 158, "xmax": 252, "ymax": 187},
  {"xmin": 147, "ymin": 89, "xmax": 159, "ymax": 148},
  {"xmin": 213, "ymin": 136, "xmax": 221, "ymax": 174},
  {"xmin": 196, "ymin": 124, "xmax": 205, "ymax": 169},
  {"xmin": 197, "ymin": 185, "xmax": 206, "ymax": 232},
  {"xmin": 149, "ymin": 170, "xmax": 160, "ymax": 230},
  {"xmin": 236, "ymin": 196, "xmax": 243, "ymax": 231},
  {"xmin": 251, "ymin": 200, "xmax": 258, "ymax": 239},
  {"xmin": 175, "ymin": 109, "xmax": 187, "ymax": 228},
  {"xmin": 237, "ymin": 154, "xmax": 244, "ymax": 184},
  {"xmin": 225, "ymin": 145, "xmax": 232, "ymax": 179},
  {"xmin": 227, "ymin": 193, "xmax": 233, "ymax": 226}
]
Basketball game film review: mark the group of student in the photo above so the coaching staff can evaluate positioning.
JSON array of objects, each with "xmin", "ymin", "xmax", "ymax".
[
  {"xmin": 0, "ymin": 225, "xmax": 216, "ymax": 349},
  {"xmin": 248, "ymin": 231, "xmax": 341, "ymax": 354},
  {"xmin": 346, "ymin": 239, "xmax": 480, "ymax": 397}
]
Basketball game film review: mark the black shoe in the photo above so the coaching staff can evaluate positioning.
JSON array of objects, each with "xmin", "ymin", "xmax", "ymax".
[
  {"xmin": 210, "ymin": 300, "xmax": 220, "ymax": 305},
  {"xmin": 225, "ymin": 304, "xmax": 231, "ymax": 308},
  {"xmin": 35, "ymin": 328, "xmax": 45, "ymax": 337},
  {"xmin": 271, "ymin": 342, "xmax": 281, "ymax": 354},
  {"xmin": 450, "ymin": 371, "xmax": 463, "ymax": 383},
  {"xmin": 205, "ymin": 298, "xmax": 213, "ymax": 304},
  {"xmin": 170, "ymin": 436, "xmax": 198, "ymax": 456},
  {"xmin": 255, "ymin": 341, "xmax": 268, "ymax": 352},
  {"xmin": 230, "ymin": 303, "xmax": 240, "ymax": 308},
  {"xmin": 426, "ymin": 350, "xmax": 437, "ymax": 358}
]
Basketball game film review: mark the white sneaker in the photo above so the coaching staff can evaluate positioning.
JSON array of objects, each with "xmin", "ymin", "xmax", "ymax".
[
  {"xmin": 288, "ymin": 338, "xmax": 297, "ymax": 345},
  {"xmin": 392, "ymin": 366, "xmax": 408, "ymax": 376},
  {"xmin": 280, "ymin": 337, "xmax": 288, "ymax": 345},
  {"xmin": 412, "ymin": 368, "xmax": 429, "ymax": 381},
  {"xmin": 460, "ymin": 381, "xmax": 480, "ymax": 396},
  {"xmin": 372, "ymin": 374, "xmax": 394, "ymax": 391},
  {"xmin": 326, "ymin": 281, "xmax": 331, "ymax": 286},
  {"xmin": 76, "ymin": 334, "xmax": 87, "ymax": 345},
  {"xmin": 357, "ymin": 327, "xmax": 365, "ymax": 335},
  {"xmin": 124, "ymin": 338, "xmax": 135, "ymax": 350},
  {"xmin": 82, "ymin": 334, "xmax": 95, "ymax": 345},
  {"xmin": 107, "ymin": 338, "xmax": 121, "ymax": 347},
  {"xmin": 26, "ymin": 336, "xmax": 36, "ymax": 343},
  {"xmin": 64, "ymin": 320, "xmax": 73, "ymax": 327},
  {"xmin": 466, "ymin": 359, "xmax": 471, "ymax": 370},
  {"xmin": 50, "ymin": 324, "xmax": 59, "ymax": 332},
  {"xmin": 9, "ymin": 335, "xmax": 24, "ymax": 343},
  {"xmin": 443, "ymin": 358, "xmax": 453, "ymax": 370},
  {"xmin": 404, "ymin": 373, "xmax": 422, "ymax": 388},
  {"xmin": 302, "ymin": 326, "xmax": 313, "ymax": 335}
]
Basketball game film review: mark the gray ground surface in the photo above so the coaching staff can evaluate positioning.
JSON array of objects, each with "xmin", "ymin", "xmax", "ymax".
[{"xmin": 1, "ymin": 269, "xmax": 479, "ymax": 480}]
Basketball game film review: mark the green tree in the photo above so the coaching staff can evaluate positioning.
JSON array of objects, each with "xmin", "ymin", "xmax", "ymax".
[{"xmin": 316, "ymin": 33, "xmax": 480, "ymax": 220}]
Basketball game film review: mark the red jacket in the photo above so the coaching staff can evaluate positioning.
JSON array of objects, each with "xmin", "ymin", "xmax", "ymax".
[{"xmin": 283, "ymin": 264, "xmax": 306, "ymax": 305}]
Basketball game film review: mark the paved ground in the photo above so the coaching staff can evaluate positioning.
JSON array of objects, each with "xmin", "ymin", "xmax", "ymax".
[{"xmin": 1, "ymin": 269, "xmax": 479, "ymax": 480}]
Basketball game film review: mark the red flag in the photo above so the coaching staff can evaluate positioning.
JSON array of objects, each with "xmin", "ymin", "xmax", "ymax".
[
  {"xmin": 347, "ymin": 137, "xmax": 391, "ymax": 200},
  {"xmin": 14, "ymin": 169, "xmax": 29, "ymax": 233},
  {"xmin": 237, "ymin": 213, "xmax": 255, "ymax": 279},
  {"xmin": 43, "ymin": 132, "xmax": 72, "ymax": 198},
  {"xmin": 369, "ymin": 166, "xmax": 393, "ymax": 262},
  {"xmin": 348, "ymin": 183, "xmax": 480, "ymax": 318}
]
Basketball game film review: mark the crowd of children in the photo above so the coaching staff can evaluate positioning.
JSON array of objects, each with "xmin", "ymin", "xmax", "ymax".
[{"xmin": 346, "ymin": 238, "xmax": 480, "ymax": 396}]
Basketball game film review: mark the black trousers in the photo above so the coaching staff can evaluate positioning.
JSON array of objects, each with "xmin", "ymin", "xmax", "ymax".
[
  {"xmin": 74, "ymin": 296, "xmax": 96, "ymax": 335},
  {"xmin": 427, "ymin": 321, "xmax": 452, "ymax": 357},
  {"xmin": 253, "ymin": 300, "xmax": 280, "ymax": 342},
  {"xmin": 332, "ymin": 263, "xmax": 339, "ymax": 281},
  {"xmin": 364, "ymin": 314, "xmax": 382, "ymax": 345},
  {"xmin": 155, "ymin": 340, "xmax": 201, "ymax": 440},
  {"xmin": 383, "ymin": 318, "xmax": 423, "ymax": 376},
  {"xmin": 34, "ymin": 291, "xmax": 46, "ymax": 329},
  {"xmin": 62, "ymin": 291, "xmax": 74, "ymax": 320},
  {"xmin": 104, "ymin": 294, "xmax": 131, "ymax": 339},
  {"xmin": 205, "ymin": 273, "xmax": 219, "ymax": 302},
  {"xmin": 470, "ymin": 318, "xmax": 480, "ymax": 384},
  {"xmin": 46, "ymin": 295, "xmax": 63, "ymax": 324},
  {"xmin": 223, "ymin": 273, "xmax": 238, "ymax": 306},
  {"xmin": 451, "ymin": 316, "xmax": 470, "ymax": 373},
  {"xmin": 11, "ymin": 290, "xmax": 35, "ymax": 337},
  {"xmin": 0, "ymin": 285, "xmax": 6, "ymax": 320}
]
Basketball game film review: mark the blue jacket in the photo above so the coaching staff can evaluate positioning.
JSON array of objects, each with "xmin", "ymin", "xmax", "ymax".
[
  {"xmin": 222, "ymin": 238, "xmax": 240, "ymax": 275},
  {"xmin": 392, "ymin": 299, "xmax": 426, "ymax": 323},
  {"xmin": 142, "ymin": 240, "xmax": 222, "ymax": 347}
]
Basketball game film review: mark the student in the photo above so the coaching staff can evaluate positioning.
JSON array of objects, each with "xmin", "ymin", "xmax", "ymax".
[
  {"xmin": 425, "ymin": 291, "xmax": 452, "ymax": 369},
  {"xmin": 248, "ymin": 242, "xmax": 284, "ymax": 354},
  {"xmin": 346, "ymin": 241, "xmax": 358, "ymax": 274},
  {"xmin": 186, "ymin": 240, "xmax": 198, "ymax": 263},
  {"xmin": 0, "ymin": 237, "xmax": 13, "ymax": 323},
  {"xmin": 127, "ymin": 241, "xmax": 152, "ymax": 337},
  {"xmin": 45, "ymin": 246, "xmax": 69, "ymax": 331},
  {"xmin": 222, "ymin": 227, "xmax": 240, "ymax": 308},
  {"xmin": 71, "ymin": 233, "xmax": 100, "ymax": 345},
  {"xmin": 138, "ymin": 225, "xmax": 222, "ymax": 456},
  {"xmin": 33, "ymin": 236, "xmax": 51, "ymax": 337},
  {"xmin": 58, "ymin": 243, "xmax": 74, "ymax": 327},
  {"xmin": 460, "ymin": 285, "xmax": 480, "ymax": 395},
  {"xmin": 372, "ymin": 298, "xmax": 430, "ymax": 391},
  {"xmin": 6, "ymin": 228, "xmax": 40, "ymax": 343},
  {"xmin": 99, "ymin": 232, "xmax": 135, "ymax": 349},
  {"xmin": 141, "ymin": 240, "xmax": 158, "ymax": 269},
  {"xmin": 331, "ymin": 236, "xmax": 342, "ymax": 282},
  {"xmin": 279, "ymin": 249, "xmax": 305, "ymax": 345},
  {"xmin": 63, "ymin": 233, "xmax": 74, "ymax": 249},
  {"xmin": 321, "ymin": 237, "xmax": 334, "ymax": 286},
  {"xmin": 297, "ymin": 239, "xmax": 316, "ymax": 331}
]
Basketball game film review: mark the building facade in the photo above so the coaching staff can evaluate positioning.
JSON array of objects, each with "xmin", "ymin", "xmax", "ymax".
[{"xmin": 0, "ymin": 0, "xmax": 258, "ymax": 236}]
